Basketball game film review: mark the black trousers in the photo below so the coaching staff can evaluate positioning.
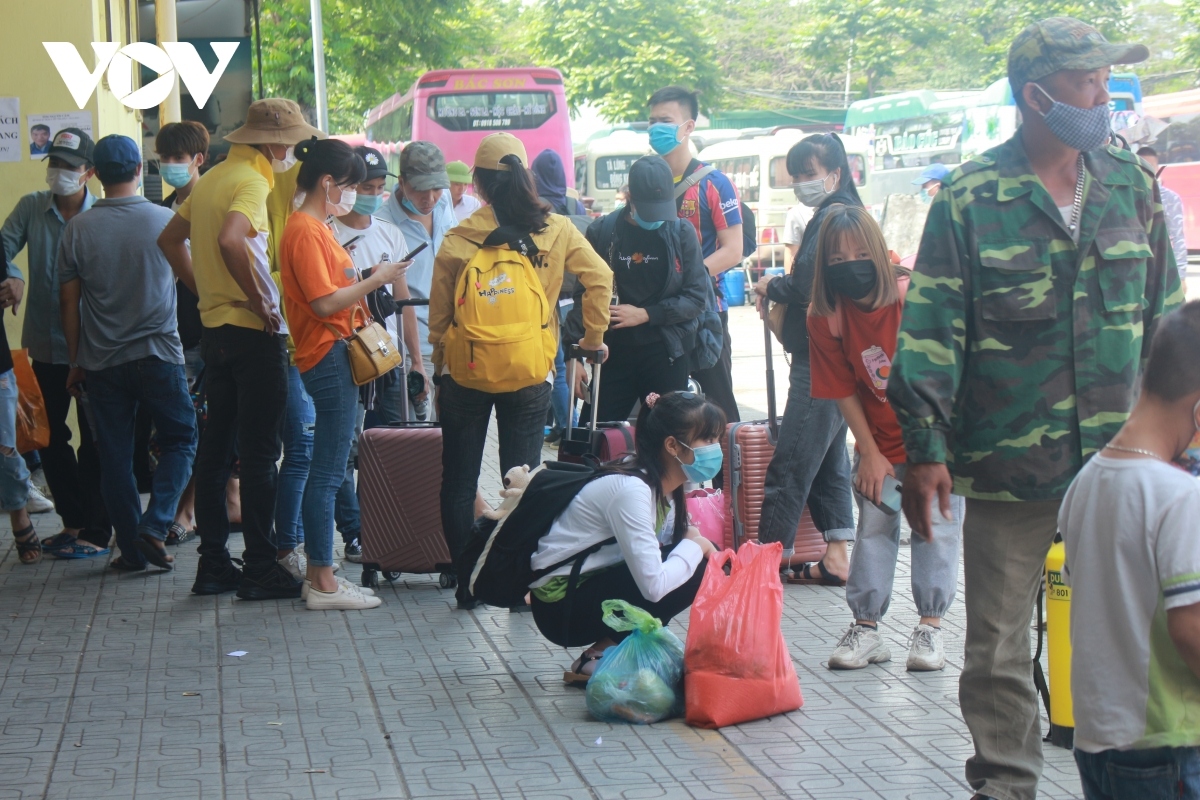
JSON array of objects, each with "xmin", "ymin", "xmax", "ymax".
[
  {"xmin": 585, "ymin": 338, "xmax": 691, "ymax": 423},
  {"xmin": 531, "ymin": 543, "xmax": 708, "ymax": 648},
  {"xmin": 31, "ymin": 360, "xmax": 110, "ymax": 544},
  {"xmin": 194, "ymin": 325, "xmax": 288, "ymax": 570},
  {"xmin": 690, "ymin": 310, "xmax": 740, "ymax": 425}
]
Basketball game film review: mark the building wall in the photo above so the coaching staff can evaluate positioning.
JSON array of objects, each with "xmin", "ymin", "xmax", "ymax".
[{"xmin": 0, "ymin": 0, "xmax": 143, "ymax": 347}]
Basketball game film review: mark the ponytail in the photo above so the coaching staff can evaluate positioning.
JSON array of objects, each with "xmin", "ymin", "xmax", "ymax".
[
  {"xmin": 295, "ymin": 136, "xmax": 366, "ymax": 192},
  {"xmin": 474, "ymin": 153, "xmax": 551, "ymax": 233}
]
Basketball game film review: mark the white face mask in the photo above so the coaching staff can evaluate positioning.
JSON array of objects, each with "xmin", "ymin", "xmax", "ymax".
[
  {"xmin": 46, "ymin": 167, "xmax": 85, "ymax": 196},
  {"xmin": 270, "ymin": 145, "xmax": 296, "ymax": 174},
  {"xmin": 326, "ymin": 183, "xmax": 356, "ymax": 217}
]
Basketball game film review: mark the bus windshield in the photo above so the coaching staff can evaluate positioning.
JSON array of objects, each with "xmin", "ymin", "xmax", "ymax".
[{"xmin": 428, "ymin": 93, "xmax": 556, "ymax": 132}]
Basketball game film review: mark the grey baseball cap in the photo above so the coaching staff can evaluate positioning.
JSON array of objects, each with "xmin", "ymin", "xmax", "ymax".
[{"xmin": 399, "ymin": 141, "xmax": 449, "ymax": 191}]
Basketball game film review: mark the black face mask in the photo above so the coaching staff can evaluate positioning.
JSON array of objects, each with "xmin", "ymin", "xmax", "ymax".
[{"xmin": 825, "ymin": 260, "xmax": 878, "ymax": 300}]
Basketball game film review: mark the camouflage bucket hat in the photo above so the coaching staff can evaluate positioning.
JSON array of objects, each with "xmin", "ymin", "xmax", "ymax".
[
  {"xmin": 1008, "ymin": 17, "xmax": 1149, "ymax": 94},
  {"xmin": 399, "ymin": 141, "xmax": 449, "ymax": 191}
]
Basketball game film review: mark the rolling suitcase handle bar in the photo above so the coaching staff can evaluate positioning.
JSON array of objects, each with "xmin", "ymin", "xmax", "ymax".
[
  {"xmin": 566, "ymin": 345, "xmax": 605, "ymax": 439},
  {"xmin": 393, "ymin": 298, "xmax": 430, "ymax": 307},
  {"xmin": 386, "ymin": 298, "xmax": 429, "ymax": 422},
  {"xmin": 761, "ymin": 304, "xmax": 780, "ymax": 445}
]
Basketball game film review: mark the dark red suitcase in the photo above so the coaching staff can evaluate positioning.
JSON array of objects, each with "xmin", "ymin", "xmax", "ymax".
[
  {"xmin": 357, "ymin": 424, "xmax": 454, "ymax": 589},
  {"xmin": 721, "ymin": 312, "xmax": 827, "ymax": 562},
  {"xmin": 558, "ymin": 345, "xmax": 636, "ymax": 464}
]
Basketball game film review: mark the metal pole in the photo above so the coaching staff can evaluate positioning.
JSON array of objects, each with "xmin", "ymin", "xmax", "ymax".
[
  {"xmin": 155, "ymin": 0, "xmax": 182, "ymax": 125},
  {"xmin": 310, "ymin": 0, "xmax": 329, "ymax": 132},
  {"xmin": 252, "ymin": 0, "xmax": 264, "ymax": 100},
  {"xmin": 844, "ymin": 54, "xmax": 852, "ymax": 108}
]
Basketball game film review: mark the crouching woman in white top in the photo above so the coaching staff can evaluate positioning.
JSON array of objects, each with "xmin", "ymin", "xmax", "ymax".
[{"xmin": 529, "ymin": 390, "xmax": 724, "ymax": 683}]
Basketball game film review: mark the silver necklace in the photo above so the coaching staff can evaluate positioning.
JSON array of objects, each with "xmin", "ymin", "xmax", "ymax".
[
  {"xmin": 1103, "ymin": 443, "xmax": 1165, "ymax": 461},
  {"xmin": 1067, "ymin": 153, "xmax": 1085, "ymax": 232}
]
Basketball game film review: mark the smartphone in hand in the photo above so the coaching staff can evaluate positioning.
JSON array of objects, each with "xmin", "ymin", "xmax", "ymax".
[{"xmin": 873, "ymin": 474, "xmax": 903, "ymax": 515}]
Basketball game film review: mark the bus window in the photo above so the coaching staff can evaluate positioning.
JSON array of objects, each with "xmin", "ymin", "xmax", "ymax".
[
  {"xmin": 711, "ymin": 155, "xmax": 759, "ymax": 202},
  {"xmin": 428, "ymin": 93, "xmax": 556, "ymax": 132},
  {"xmin": 595, "ymin": 155, "xmax": 640, "ymax": 190},
  {"xmin": 368, "ymin": 102, "xmax": 413, "ymax": 144},
  {"xmin": 770, "ymin": 155, "xmax": 865, "ymax": 187},
  {"xmin": 1163, "ymin": 116, "xmax": 1200, "ymax": 165}
]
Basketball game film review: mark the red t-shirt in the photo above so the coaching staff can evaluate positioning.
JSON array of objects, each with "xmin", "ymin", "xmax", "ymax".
[{"xmin": 807, "ymin": 298, "xmax": 906, "ymax": 464}]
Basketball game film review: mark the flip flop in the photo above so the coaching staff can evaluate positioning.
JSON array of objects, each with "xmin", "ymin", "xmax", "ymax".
[
  {"xmin": 787, "ymin": 558, "xmax": 846, "ymax": 587},
  {"xmin": 135, "ymin": 536, "xmax": 175, "ymax": 570},
  {"xmin": 165, "ymin": 524, "xmax": 195, "ymax": 546},
  {"xmin": 110, "ymin": 556, "xmax": 146, "ymax": 572},
  {"xmin": 40, "ymin": 532, "xmax": 77, "ymax": 551},
  {"xmin": 48, "ymin": 542, "xmax": 111, "ymax": 559},
  {"xmin": 563, "ymin": 650, "xmax": 604, "ymax": 687}
]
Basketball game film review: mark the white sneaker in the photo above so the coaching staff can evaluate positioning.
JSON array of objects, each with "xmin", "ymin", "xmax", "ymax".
[
  {"xmin": 30, "ymin": 468, "xmax": 51, "ymax": 499},
  {"xmin": 301, "ymin": 577, "xmax": 374, "ymax": 600},
  {"xmin": 305, "ymin": 582, "xmax": 382, "ymax": 610},
  {"xmin": 279, "ymin": 550, "xmax": 342, "ymax": 580},
  {"xmin": 906, "ymin": 624, "xmax": 946, "ymax": 671},
  {"xmin": 26, "ymin": 482, "xmax": 54, "ymax": 514},
  {"xmin": 828, "ymin": 624, "xmax": 892, "ymax": 670}
]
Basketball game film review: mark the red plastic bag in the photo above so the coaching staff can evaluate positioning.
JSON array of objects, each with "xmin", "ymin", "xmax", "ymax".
[
  {"xmin": 685, "ymin": 488, "xmax": 725, "ymax": 548},
  {"xmin": 684, "ymin": 540, "xmax": 802, "ymax": 728},
  {"xmin": 11, "ymin": 351, "xmax": 49, "ymax": 454}
]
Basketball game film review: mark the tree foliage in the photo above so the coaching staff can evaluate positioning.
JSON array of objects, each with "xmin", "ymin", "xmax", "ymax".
[{"xmin": 525, "ymin": 0, "xmax": 720, "ymax": 122}]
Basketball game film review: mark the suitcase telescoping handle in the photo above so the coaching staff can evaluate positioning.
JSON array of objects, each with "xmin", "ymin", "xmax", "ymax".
[
  {"xmin": 761, "ymin": 304, "xmax": 779, "ymax": 441},
  {"xmin": 566, "ymin": 344, "xmax": 604, "ymax": 437},
  {"xmin": 393, "ymin": 298, "xmax": 430, "ymax": 308}
]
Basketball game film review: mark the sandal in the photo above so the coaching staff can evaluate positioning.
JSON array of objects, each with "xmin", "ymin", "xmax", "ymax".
[
  {"xmin": 13, "ymin": 525, "xmax": 40, "ymax": 565},
  {"xmin": 135, "ymin": 534, "xmax": 174, "ymax": 570},
  {"xmin": 40, "ymin": 531, "xmax": 77, "ymax": 551},
  {"xmin": 165, "ymin": 524, "xmax": 195, "ymax": 546},
  {"xmin": 110, "ymin": 556, "xmax": 146, "ymax": 572},
  {"xmin": 48, "ymin": 542, "xmax": 110, "ymax": 559},
  {"xmin": 563, "ymin": 649, "xmax": 605, "ymax": 687},
  {"xmin": 788, "ymin": 558, "xmax": 846, "ymax": 587}
]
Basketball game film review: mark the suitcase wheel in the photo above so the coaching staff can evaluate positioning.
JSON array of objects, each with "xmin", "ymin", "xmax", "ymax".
[
  {"xmin": 383, "ymin": 571, "xmax": 401, "ymax": 583},
  {"xmin": 362, "ymin": 567, "xmax": 380, "ymax": 590},
  {"xmin": 439, "ymin": 572, "xmax": 457, "ymax": 589}
]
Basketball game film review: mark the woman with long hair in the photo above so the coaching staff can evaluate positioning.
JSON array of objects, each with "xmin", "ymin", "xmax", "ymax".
[
  {"xmin": 528, "ymin": 390, "xmax": 724, "ymax": 683},
  {"xmin": 280, "ymin": 137, "xmax": 406, "ymax": 610},
  {"xmin": 751, "ymin": 132, "xmax": 861, "ymax": 585},
  {"xmin": 428, "ymin": 133, "xmax": 613, "ymax": 603},
  {"xmin": 806, "ymin": 206, "xmax": 963, "ymax": 671}
]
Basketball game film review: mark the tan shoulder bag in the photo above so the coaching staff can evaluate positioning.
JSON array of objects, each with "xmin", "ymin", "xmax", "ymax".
[{"xmin": 325, "ymin": 305, "xmax": 402, "ymax": 386}]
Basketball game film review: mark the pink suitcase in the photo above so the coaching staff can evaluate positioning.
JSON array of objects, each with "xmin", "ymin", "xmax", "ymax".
[
  {"xmin": 721, "ymin": 311, "xmax": 827, "ymax": 562},
  {"xmin": 357, "ymin": 423, "xmax": 455, "ymax": 589}
]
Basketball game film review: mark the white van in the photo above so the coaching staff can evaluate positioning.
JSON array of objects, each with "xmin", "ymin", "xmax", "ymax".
[{"xmin": 575, "ymin": 130, "xmax": 651, "ymax": 215}]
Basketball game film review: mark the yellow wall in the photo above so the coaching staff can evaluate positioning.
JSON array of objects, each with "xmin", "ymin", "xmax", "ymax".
[{"xmin": 0, "ymin": 0, "xmax": 143, "ymax": 348}]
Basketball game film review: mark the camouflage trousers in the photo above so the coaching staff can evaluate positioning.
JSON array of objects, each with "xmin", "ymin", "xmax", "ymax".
[{"xmin": 960, "ymin": 498, "xmax": 1059, "ymax": 800}]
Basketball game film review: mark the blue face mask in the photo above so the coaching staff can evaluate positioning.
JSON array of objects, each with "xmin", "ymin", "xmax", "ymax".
[
  {"xmin": 648, "ymin": 123, "xmax": 682, "ymax": 155},
  {"xmin": 401, "ymin": 197, "xmax": 429, "ymax": 217},
  {"xmin": 677, "ymin": 441, "xmax": 723, "ymax": 484},
  {"xmin": 353, "ymin": 193, "xmax": 384, "ymax": 216},
  {"xmin": 632, "ymin": 209, "xmax": 664, "ymax": 230},
  {"xmin": 160, "ymin": 161, "xmax": 194, "ymax": 189}
]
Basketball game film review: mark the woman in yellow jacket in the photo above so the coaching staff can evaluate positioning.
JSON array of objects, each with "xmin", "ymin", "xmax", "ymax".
[{"xmin": 429, "ymin": 133, "xmax": 612, "ymax": 607}]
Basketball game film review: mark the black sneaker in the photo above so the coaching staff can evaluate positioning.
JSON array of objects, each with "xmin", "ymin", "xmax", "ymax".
[
  {"xmin": 343, "ymin": 538, "xmax": 363, "ymax": 563},
  {"xmin": 192, "ymin": 557, "xmax": 243, "ymax": 595},
  {"xmin": 236, "ymin": 561, "xmax": 303, "ymax": 601}
]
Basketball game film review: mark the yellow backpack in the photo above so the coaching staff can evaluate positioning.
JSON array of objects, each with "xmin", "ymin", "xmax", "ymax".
[{"xmin": 443, "ymin": 227, "xmax": 556, "ymax": 393}]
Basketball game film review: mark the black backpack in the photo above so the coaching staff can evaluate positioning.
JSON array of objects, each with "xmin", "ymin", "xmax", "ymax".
[
  {"xmin": 457, "ymin": 461, "xmax": 615, "ymax": 610},
  {"xmin": 675, "ymin": 159, "xmax": 757, "ymax": 259}
]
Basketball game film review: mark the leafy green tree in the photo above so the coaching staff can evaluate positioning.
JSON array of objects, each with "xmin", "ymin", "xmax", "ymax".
[
  {"xmin": 257, "ymin": 0, "xmax": 484, "ymax": 133},
  {"xmin": 526, "ymin": 0, "xmax": 720, "ymax": 122},
  {"xmin": 1181, "ymin": 0, "xmax": 1200, "ymax": 77}
]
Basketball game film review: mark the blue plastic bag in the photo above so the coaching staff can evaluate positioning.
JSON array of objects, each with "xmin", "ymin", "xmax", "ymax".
[{"xmin": 585, "ymin": 600, "xmax": 685, "ymax": 724}]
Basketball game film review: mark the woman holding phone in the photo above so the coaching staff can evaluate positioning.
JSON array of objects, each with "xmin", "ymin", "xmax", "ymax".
[
  {"xmin": 806, "ymin": 205, "xmax": 963, "ymax": 672},
  {"xmin": 280, "ymin": 137, "xmax": 409, "ymax": 610}
]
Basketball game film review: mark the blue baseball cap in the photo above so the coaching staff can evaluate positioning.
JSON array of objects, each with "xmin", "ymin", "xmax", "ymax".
[
  {"xmin": 93, "ymin": 134, "xmax": 142, "ymax": 182},
  {"xmin": 912, "ymin": 163, "xmax": 950, "ymax": 185}
]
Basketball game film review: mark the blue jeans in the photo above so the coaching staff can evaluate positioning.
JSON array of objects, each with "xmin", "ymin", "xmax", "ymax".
[
  {"xmin": 758, "ymin": 355, "xmax": 856, "ymax": 555},
  {"xmin": 275, "ymin": 365, "xmax": 314, "ymax": 552},
  {"xmin": 551, "ymin": 302, "xmax": 573, "ymax": 433},
  {"xmin": 334, "ymin": 402, "xmax": 365, "ymax": 545},
  {"xmin": 87, "ymin": 359, "xmax": 197, "ymax": 565},
  {"xmin": 299, "ymin": 341, "xmax": 359, "ymax": 568},
  {"xmin": 0, "ymin": 370, "xmax": 31, "ymax": 511},
  {"xmin": 364, "ymin": 367, "xmax": 406, "ymax": 428},
  {"xmin": 1075, "ymin": 746, "xmax": 1200, "ymax": 799}
]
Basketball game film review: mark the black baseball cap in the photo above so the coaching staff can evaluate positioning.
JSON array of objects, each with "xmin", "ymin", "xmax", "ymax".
[
  {"xmin": 354, "ymin": 145, "xmax": 395, "ymax": 181},
  {"xmin": 44, "ymin": 127, "xmax": 95, "ymax": 168},
  {"xmin": 628, "ymin": 155, "xmax": 676, "ymax": 222}
]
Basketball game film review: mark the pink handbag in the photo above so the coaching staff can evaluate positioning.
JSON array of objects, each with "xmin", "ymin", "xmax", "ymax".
[{"xmin": 686, "ymin": 488, "xmax": 726, "ymax": 548}]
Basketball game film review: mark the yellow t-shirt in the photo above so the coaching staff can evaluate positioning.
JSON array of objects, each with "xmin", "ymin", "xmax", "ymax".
[{"xmin": 177, "ymin": 144, "xmax": 279, "ymax": 331}]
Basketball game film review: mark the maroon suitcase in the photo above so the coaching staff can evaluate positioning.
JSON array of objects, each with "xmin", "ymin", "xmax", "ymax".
[
  {"xmin": 357, "ymin": 423, "xmax": 455, "ymax": 589},
  {"xmin": 558, "ymin": 345, "xmax": 636, "ymax": 464},
  {"xmin": 721, "ymin": 311, "xmax": 827, "ymax": 562}
]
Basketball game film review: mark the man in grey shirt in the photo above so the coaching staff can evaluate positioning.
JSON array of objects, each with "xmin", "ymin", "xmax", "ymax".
[{"xmin": 58, "ymin": 135, "xmax": 197, "ymax": 573}]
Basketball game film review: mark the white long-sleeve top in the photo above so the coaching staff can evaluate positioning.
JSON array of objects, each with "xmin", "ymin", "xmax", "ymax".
[{"xmin": 529, "ymin": 474, "xmax": 704, "ymax": 603}]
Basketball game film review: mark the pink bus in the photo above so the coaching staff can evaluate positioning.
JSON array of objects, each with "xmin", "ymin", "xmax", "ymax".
[{"xmin": 364, "ymin": 68, "xmax": 574, "ymax": 186}]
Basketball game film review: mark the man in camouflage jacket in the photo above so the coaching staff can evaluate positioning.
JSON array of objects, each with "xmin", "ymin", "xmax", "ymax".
[{"xmin": 887, "ymin": 18, "xmax": 1182, "ymax": 800}]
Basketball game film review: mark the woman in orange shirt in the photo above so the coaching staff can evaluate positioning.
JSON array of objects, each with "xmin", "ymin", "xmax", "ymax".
[
  {"xmin": 280, "ymin": 138, "xmax": 404, "ymax": 611},
  {"xmin": 806, "ymin": 206, "xmax": 963, "ymax": 673}
]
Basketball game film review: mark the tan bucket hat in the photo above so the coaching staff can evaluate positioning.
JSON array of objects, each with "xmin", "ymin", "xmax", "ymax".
[{"xmin": 225, "ymin": 98, "xmax": 325, "ymax": 145}]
